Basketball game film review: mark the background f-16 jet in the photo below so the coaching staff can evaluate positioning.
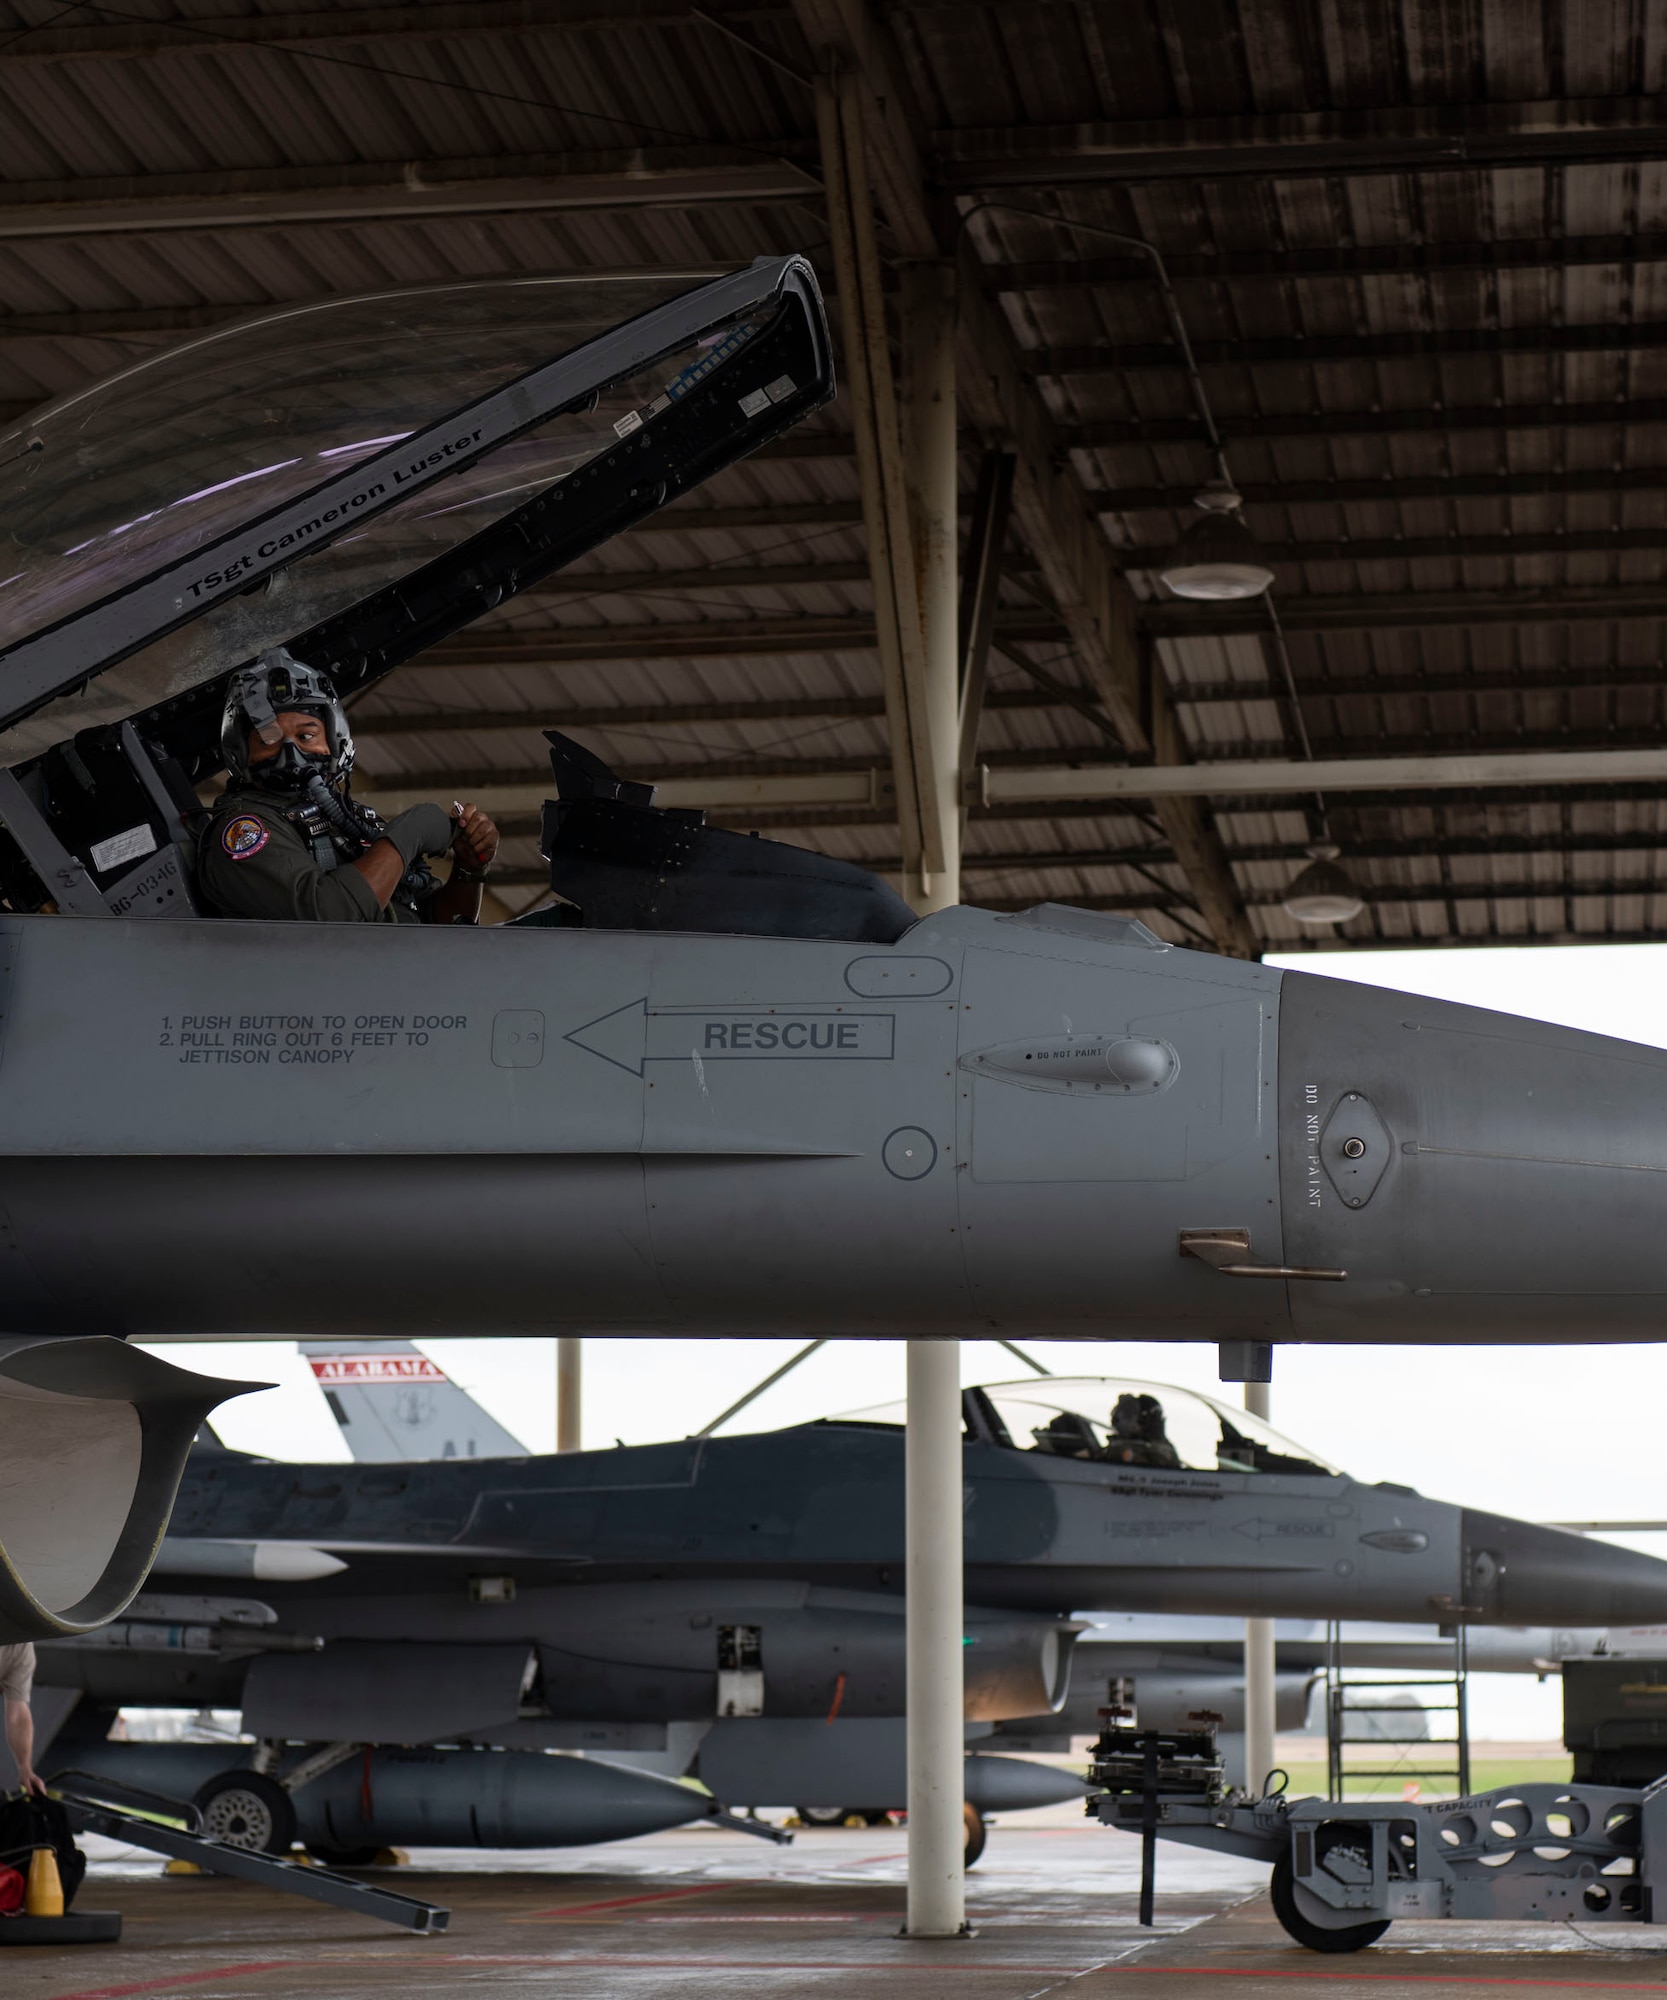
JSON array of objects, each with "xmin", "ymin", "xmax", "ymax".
[{"xmin": 18, "ymin": 1349, "xmax": 1667, "ymax": 1864}]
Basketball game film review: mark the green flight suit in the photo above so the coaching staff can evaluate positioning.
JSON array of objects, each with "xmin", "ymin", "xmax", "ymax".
[{"xmin": 199, "ymin": 791, "xmax": 420, "ymax": 923}]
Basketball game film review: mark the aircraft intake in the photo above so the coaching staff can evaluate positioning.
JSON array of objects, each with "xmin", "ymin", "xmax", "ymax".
[{"xmin": 0, "ymin": 1339, "xmax": 256, "ymax": 1643}]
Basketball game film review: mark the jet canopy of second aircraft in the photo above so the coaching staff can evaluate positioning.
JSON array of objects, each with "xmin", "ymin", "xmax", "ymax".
[{"xmin": 840, "ymin": 1376, "xmax": 1341, "ymax": 1480}]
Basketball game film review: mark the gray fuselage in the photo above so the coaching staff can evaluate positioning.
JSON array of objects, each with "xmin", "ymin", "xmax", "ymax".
[{"xmin": 6, "ymin": 900, "xmax": 1667, "ymax": 1344}]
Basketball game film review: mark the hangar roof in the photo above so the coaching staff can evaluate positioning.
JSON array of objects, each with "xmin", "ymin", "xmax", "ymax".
[{"xmin": 2, "ymin": 0, "xmax": 1664, "ymax": 951}]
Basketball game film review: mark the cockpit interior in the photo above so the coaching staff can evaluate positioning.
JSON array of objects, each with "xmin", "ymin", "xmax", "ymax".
[
  {"xmin": 0, "ymin": 259, "xmax": 881, "ymax": 941},
  {"xmin": 839, "ymin": 1377, "xmax": 1339, "ymax": 1479}
]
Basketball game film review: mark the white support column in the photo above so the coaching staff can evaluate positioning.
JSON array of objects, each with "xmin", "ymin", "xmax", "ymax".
[
  {"xmin": 905, "ymin": 1338, "xmax": 967, "ymax": 1938},
  {"xmin": 1242, "ymin": 1378, "xmax": 1275, "ymax": 1796},
  {"xmin": 899, "ymin": 259, "xmax": 961, "ymax": 915},
  {"xmin": 813, "ymin": 73, "xmax": 959, "ymax": 920},
  {"xmin": 556, "ymin": 1337, "xmax": 582, "ymax": 1453}
]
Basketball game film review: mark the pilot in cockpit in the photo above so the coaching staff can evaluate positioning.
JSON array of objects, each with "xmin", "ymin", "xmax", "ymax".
[
  {"xmin": 1104, "ymin": 1392, "xmax": 1183, "ymax": 1469},
  {"xmin": 198, "ymin": 649, "xmax": 500, "ymax": 925}
]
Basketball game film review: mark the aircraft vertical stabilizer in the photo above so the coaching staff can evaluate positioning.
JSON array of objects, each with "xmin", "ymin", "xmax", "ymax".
[{"xmin": 300, "ymin": 1342, "xmax": 525, "ymax": 1462}]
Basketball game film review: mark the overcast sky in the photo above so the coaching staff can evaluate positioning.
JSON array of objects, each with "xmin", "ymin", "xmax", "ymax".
[{"xmin": 146, "ymin": 942, "xmax": 1667, "ymax": 1744}]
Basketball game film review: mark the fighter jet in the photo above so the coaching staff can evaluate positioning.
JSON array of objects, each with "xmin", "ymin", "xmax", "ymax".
[
  {"xmin": 27, "ymin": 1373, "xmax": 1667, "ymax": 1861},
  {"xmin": 8, "ymin": 257, "xmax": 1667, "ymax": 1645}
]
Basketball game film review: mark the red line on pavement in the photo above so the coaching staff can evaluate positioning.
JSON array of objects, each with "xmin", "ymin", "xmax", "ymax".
[
  {"xmin": 46, "ymin": 1961, "xmax": 291, "ymax": 2000},
  {"xmin": 430, "ymin": 1957, "xmax": 1095, "ymax": 1971},
  {"xmin": 1133, "ymin": 1970, "xmax": 1667, "ymax": 1989},
  {"xmin": 516, "ymin": 1882, "xmax": 738, "ymax": 1919}
]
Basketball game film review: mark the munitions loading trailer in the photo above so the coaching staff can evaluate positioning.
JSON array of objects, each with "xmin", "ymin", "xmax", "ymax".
[{"xmin": 1091, "ymin": 1722, "xmax": 1664, "ymax": 1953}]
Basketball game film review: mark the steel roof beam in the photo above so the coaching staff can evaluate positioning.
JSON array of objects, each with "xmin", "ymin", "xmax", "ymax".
[
  {"xmin": 527, "ymin": 560, "xmax": 870, "ymax": 593},
  {"xmin": 0, "ymin": 1, "xmax": 784, "ymax": 62},
  {"xmin": 1171, "ymin": 665, "xmax": 1667, "ymax": 707},
  {"xmin": 1130, "ymin": 526, "xmax": 1667, "ymax": 569},
  {"xmin": 361, "ymin": 740, "xmax": 1667, "ymax": 814},
  {"xmin": 1147, "ymin": 586, "xmax": 1667, "ymax": 635},
  {"xmin": 478, "ymin": 863, "xmax": 1667, "ymax": 905},
  {"xmin": 354, "ymin": 656, "xmax": 1667, "ymax": 731},
  {"xmin": 981, "ymin": 234, "xmax": 1667, "ymax": 290},
  {"xmin": 469, "ymin": 829, "xmax": 1667, "ymax": 874},
  {"xmin": 1036, "ymin": 876, "xmax": 1667, "ymax": 909},
  {"xmin": 1066, "ymin": 399, "xmax": 1667, "ymax": 450},
  {"xmin": 400, "ymin": 612, "xmax": 1069, "ymax": 666},
  {"xmin": 354, "ymin": 686, "xmax": 1061, "ymax": 734},
  {"xmin": 1031, "ymin": 322, "xmax": 1667, "ymax": 376},
  {"xmin": 535, "ymin": 538, "xmax": 1667, "ymax": 593},
  {"xmin": 451, "ymin": 778, "xmax": 1667, "ymax": 835},
  {"xmin": 975, "ymin": 746, "xmax": 1667, "ymax": 804},
  {"xmin": 1269, "ymin": 929, "xmax": 1667, "ymax": 952},
  {"xmin": 0, "ymin": 150, "xmax": 819, "ymax": 240},
  {"xmin": 961, "ymin": 830, "xmax": 1667, "ymax": 871},
  {"xmin": 939, "ymin": 99, "xmax": 1667, "ymax": 188},
  {"xmin": 1098, "ymin": 467, "xmax": 1667, "ymax": 511}
]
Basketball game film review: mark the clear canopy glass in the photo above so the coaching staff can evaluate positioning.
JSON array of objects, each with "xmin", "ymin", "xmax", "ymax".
[
  {"xmin": 0, "ymin": 273, "xmax": 758, "ymax": 762},
  {"xmin": 0, "ymin": 277, "xmax": 688, "ymax": 644},
  {"xmin": 837, "ymin": 1375, "xmax": 1340, "ymax": 1478}
]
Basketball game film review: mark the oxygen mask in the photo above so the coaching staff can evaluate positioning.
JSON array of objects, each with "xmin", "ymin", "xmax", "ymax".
[{"xmin": 249, "ymin": 734, "xmax": 333, "ymax": 793}]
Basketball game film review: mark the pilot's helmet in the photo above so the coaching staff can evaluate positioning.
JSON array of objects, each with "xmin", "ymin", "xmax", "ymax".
[
  {"xmin": 1110, "ymin": 1393, "xmax": 1143, "ymax": 1437},
  {"xmin": 222, "ymin": 647, "xmax": 354, "ymax": 790}
]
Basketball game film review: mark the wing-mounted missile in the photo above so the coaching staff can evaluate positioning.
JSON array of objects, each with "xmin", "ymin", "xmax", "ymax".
[
  {"xmin": 0, "ymin": 1339, "xmax": 258, "ymax": 1642},
  {"xmin": 533, "ymin": 731, "xmax": 916, "ymax": 943}
]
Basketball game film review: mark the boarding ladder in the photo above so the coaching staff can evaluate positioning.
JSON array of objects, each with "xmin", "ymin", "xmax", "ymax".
[
  {"xmin": 1324, "ymin": 1621, "xmax": 1471, "ymax": 1802},
  {"xmin": 50, "ymin": 1772, "xmax": 449, "ymax": 1933}
]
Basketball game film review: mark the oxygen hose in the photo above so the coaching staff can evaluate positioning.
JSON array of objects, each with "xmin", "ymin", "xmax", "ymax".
[
  {"xmin": 301, "ymin": 769, "xmax": 378, "ymax": 851},
  {"xmin": 301, "ymin": 770, "xmax": 437, "ymax": 905}
]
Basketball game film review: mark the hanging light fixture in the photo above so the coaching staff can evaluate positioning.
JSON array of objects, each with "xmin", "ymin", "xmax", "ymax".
[
  {"xmin": 1282, "ymin": 844, "xmax": 1366, "ymax": 925},
  {"xmin": 1158, "ymin": 481, "xmax": 1275, "ymax": 602}
]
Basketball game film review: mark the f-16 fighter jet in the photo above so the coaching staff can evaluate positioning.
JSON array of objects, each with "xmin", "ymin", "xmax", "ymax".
[
  {"xmin": 27, "ymin": 1375, "xmax": 1667, "ymax": 1862},
  {"xmin": 8, "ymin": 259, "xmax": 1667, "ymax": 1648}
]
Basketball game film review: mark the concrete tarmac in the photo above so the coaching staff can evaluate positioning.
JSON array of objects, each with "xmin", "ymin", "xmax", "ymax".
[{"xmin": 8, "ymin": 1811, "xmax": 1667, "ymax": 1997}]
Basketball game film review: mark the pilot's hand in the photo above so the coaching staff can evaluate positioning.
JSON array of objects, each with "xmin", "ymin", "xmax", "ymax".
[
  {"xmin": 451, "ymin": 804, "xmax": 500, "ymax": 876},
  {"xmin": 384, "ymin": 803, "xmax": 454, "ymax": 864}
]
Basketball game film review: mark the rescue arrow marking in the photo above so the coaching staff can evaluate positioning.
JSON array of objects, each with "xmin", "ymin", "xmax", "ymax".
[
  {"xmin": 1231, "ymin": 1518, "xmax": 1335, "ymax": 1542},
  {"xmin": 563, "ymin": 998, "xmax": 896, "ymax": 1077}
]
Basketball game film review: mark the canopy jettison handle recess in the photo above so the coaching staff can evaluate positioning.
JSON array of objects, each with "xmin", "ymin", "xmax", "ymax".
[{"xmin": 1179, "ymin": 1228, "xmax": 1347, "ymax": 1282}]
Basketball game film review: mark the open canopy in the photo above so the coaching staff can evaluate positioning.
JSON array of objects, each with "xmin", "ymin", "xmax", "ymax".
[{"xmin": 0, "ymin": 258, "xmax": 830, "ymax": 774}]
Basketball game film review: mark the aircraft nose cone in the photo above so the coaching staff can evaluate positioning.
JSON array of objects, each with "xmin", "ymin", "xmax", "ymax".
[
  {"xmin": 1462, "ymin": 1510, "xmax": 1667, "ymax": 1626},
  {"xmin": 1278, "ymin": 976, "xmax": 1667, "ymax": 1343}
]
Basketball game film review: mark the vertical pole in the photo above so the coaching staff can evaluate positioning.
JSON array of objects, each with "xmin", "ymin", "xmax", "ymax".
[
  {"xmin": 899, "ymin": 259, "xmax": 961, "ymax": 915},
  {"xmin": 905, "ymin": 1338, "xmax": 967, "ymax": 1938},
  {"xmin": 555, "ymin": 1337, "xmax": 582, "ymax": 1453},
  {"xmin": 1455, "ymin": 1624, "xmax": 1470, "ymax": 1797},
  {"xmin": 1242, "ymin": 1378, "xmax": 1275, "ymax": 1798},
  {"xmin": 813, "ymin": 72, "xmax": 933, "ymax": 897}
]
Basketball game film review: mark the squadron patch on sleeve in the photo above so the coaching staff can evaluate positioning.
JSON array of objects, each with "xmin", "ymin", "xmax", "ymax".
[{"xmin": 221, "ymin": 815, "xmax": 270, "ymax": 861}]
